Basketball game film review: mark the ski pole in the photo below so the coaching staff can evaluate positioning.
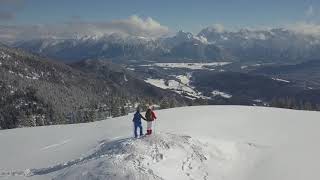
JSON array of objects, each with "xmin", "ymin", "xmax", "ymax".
[{"xmin": 154, "ymin": 119, "xmax": 156, "ymax": 135}]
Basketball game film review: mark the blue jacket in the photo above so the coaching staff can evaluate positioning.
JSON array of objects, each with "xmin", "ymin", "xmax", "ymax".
[{"xmin": 133, "ymin": 111, "xmax": 146, "ymax": 124}]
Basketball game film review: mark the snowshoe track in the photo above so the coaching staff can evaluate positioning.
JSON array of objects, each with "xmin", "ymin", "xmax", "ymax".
[{"xmin": 0, "ymin": 133, "xmax": 267, "ymax": 180}]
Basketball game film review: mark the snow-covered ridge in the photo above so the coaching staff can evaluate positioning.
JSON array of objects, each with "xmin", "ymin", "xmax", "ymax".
[
  {"xmin": 11, "ymin": 26, "xmax": 320, "ymax": 63},
  {"xmin": 0, "ymin": 106, "xmax": 320, "ymax": 180},
  {"xmin": 49, "ymin": 133, "xmax": 263, "ymax": 180},
  {"xmin": 0, "ymin": 133, "xmax": 263, "ymax": 180}
]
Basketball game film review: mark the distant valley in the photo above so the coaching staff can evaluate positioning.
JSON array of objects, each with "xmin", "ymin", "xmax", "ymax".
[
  {"xmin": 0, "ymin": 44, "xmax": 187, "ymax": 129},
  {"xmin": 1, "ymin": 26, "xmax": 320, "ymax": 129}
]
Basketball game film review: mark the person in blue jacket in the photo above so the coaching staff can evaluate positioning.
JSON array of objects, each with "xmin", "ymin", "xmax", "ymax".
[{"xmin": 132, "ymin": 107, "xmax": 146, "ymax": 138}]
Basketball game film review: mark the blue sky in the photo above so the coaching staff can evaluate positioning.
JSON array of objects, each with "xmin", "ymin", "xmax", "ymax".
[
  {"xmin": 0, "ymin": 0, "xmax": 319, "ymax": 40},
  {"xmin": 0, "ymin": 0, "xmax": 317, "ymax": 32}
]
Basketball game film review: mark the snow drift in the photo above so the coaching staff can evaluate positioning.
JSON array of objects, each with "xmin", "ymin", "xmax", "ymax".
[{"xmin": 51, "ymin": 133, "xmax": 264, "ymax": 180}]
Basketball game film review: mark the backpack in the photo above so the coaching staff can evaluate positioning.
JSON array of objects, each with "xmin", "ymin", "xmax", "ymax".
[{"xmin": 145, "ymin": 109, "xmax": 153, "ymax": 121}]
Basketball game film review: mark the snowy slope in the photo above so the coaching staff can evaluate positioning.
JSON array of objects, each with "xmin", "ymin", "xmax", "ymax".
[{"xmin": 0, "ymin": 106, "xmax": 320, "ymax": 180}]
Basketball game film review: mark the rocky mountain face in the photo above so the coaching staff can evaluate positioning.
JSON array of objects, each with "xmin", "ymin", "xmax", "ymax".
[{"xmin": 0, "ymin": 45, "xmax": 187, "ymax": 129}]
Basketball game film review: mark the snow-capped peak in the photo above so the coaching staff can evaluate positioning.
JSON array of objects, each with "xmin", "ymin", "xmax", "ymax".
[
  {"xmin": 201, "ymin": 24, "xmax": 225, "ymax": 34},
  {"xmin": 193, "ymin": 35, "xmax": 208, "ymax": 44},
  {"xmin": 176, "ymin": 30, "xmax": 194, "ymax": 40},
  {"xmin": 77, "ymin": 34, "xmax": 102, "ymax": 41},
  {"xmin": 165, "ymin": 30, "xmax": 208, "ymax": 45}
]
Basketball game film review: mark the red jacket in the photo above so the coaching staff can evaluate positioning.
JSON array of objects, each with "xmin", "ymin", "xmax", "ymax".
[
  {"xmin": 146, "ymin": 109, "xmax": 157, "ymax": 121},
  {"xmin": 151, "ymin": 111, "xmax": 157, "ymax": 121}
]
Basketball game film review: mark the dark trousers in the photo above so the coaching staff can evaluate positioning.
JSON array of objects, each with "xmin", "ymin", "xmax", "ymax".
[{"xmin": 134, "ymin": 123, "xmax": 143, "ymax": 138}]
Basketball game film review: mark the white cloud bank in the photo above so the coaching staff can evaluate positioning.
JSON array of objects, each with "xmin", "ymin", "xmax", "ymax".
[
  {"xmin": 211, "ymin": 24, "xmax": 225, "ymax": 33},
  {"xmin": 0, "ymin": 15, "xmax": 169, "ymax": 42},
  {"xmin": 287, "ymin": 22, "xmax": 320, "ymax": 36}
]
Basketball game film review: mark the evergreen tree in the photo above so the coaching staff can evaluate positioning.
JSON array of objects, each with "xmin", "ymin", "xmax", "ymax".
[
  {"xmin": 111, "ymin": 98, "xmax": 121, "ymax": 117},
  {"xmin": 169, "ymin": 98, "xmax": 177, "ymax": 108},
  {"xmin": 160, "ymin": 98, "xmax": 170, "ymax": 109},
  {"xmin": 120, "ymin": 106, "xmax": 127, "ymax": 116},
  {"xmin": 304, "ymin": 101, "xmax": 313, "ymax": 110}
]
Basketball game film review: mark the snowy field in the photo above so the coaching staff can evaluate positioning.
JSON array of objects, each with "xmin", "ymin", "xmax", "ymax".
[
  {"xmin": 145, "ymin": 77, "xmax": 232, "ymax": 100},
  {"xmin": 0, "ymin": 106, "xmax": 320, "ymax": 180},
  {"xmin": 144, "ymin": 78, "xmax": 198, "ymax": 98},
  {"xmin": 145, "ymin": 78, "xmax": 207, "ymax": 100},
  {"xmin": 141, "ymin": 62, "xmax": 231, "ymax": 70},
  {"xmin": 145, "ymin": 74, "xmax": 220, "ymax": 100},
  {"xmin": 211, "ymin": 90, "xmax": 232, "ymax": 98}
]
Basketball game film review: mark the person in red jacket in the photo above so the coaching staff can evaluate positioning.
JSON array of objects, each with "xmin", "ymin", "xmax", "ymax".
[{"xmin": 145, "ymin": 106, "xmax": 157, "ymax": 135}]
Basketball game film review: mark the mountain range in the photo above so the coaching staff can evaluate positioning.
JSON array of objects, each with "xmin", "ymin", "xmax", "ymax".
[
  {"xmin": 9, "ymin": 27, "xmax": 320, "ymax": 64},
  {"xmin": 2, "ymin": 26, "xmax": 320, "ymax": 129}
]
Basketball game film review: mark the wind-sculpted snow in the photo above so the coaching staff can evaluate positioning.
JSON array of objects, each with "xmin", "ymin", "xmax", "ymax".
[{"xmin": 0, "ymin": 133, "xmax": 266, "ymax": 180}]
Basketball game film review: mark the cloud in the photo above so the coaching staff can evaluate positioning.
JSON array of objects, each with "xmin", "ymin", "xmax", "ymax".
[
  {"xmin": 108, "ymin": 15, "xmax": 169, "ymax": 37},
  {"xmin": 208, "ymin": 24, "xmax": 225, "ymax": 33},
  {"xmin": 287, "ymin": 22, "xmax": 320, "ymax": 36},
  {"xmin": 0, "ymin": 15, "xmax": 169, "ymax": 41},
  {"xmin": 213, "ymin": 24, "xmax": 225, "ymax": 33},
  {"xmin": 70, "ymin": 15, "xmax": 169, "ymax": 38}
]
